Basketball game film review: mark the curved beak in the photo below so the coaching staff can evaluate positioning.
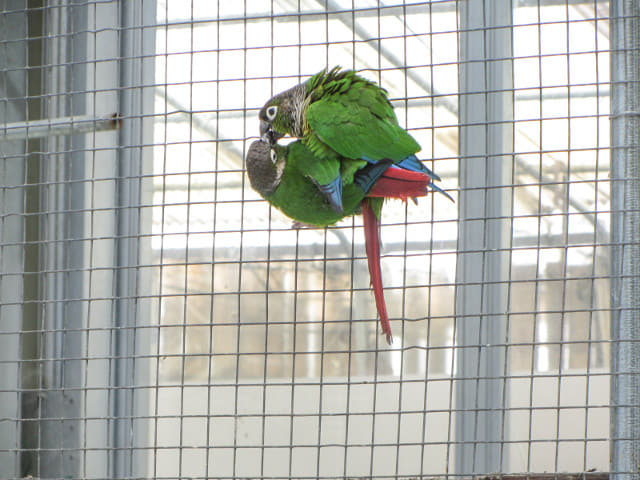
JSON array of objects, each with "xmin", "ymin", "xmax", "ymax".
[
  {"xmin": 259, "ymin": 120, "xmax": 271, "ymax": 138},
  {"xmin": 260, "ymin": 120, "xmax": 285, "ymax": 144}
]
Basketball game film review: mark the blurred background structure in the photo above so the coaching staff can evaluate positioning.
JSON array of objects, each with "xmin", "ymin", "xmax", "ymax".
[{"xmin": 0, "ymin": 0, "xmax": 637, "ymax": 479}]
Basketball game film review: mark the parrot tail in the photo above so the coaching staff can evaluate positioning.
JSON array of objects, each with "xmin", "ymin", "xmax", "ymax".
[
  {"xmin": 396, "ymin": 154, "xmax": 441, "ymax": 181},
  {"xmin": 362, "ymin": 198, "xmax": 393, "ymax": 345},
  {"xmin": 396, "ymin": 156, "xmax": 455, "ymax": 202},
  {"xmin": 367, "ymin": 165, "xmax": 431, "ymax": 201}
]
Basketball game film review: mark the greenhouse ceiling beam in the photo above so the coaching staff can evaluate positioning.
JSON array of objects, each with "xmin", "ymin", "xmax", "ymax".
[{"xmin": 163, "ymin": 0, "xmax": 607, "ymax": 28}]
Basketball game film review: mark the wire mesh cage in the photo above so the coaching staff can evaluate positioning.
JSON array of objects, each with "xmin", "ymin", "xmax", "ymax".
[{"xmin": 0, "ymin": 0, "xmax": 638, "ymax": 479}]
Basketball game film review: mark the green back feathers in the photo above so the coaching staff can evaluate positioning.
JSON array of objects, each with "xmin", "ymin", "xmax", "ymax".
[
  {"xmin": 307, "ymin": 67, "xmax": 384, "ymax": 99},
  {"xmin": 286, "ymin": 140, "xmax": 341, "ymax": 189},
  {"xmin": 304, "ymin": 67, "xmax": 421, "ymax": 162}
]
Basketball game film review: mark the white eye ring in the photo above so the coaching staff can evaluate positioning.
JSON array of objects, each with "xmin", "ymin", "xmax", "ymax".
[
  {"xmin": 266, "ymin": 106, "xmax": 278, "ymax": 121},
  {"xmin": 270, "ymin": 149, "xmax": 277, "ymax": 164}
]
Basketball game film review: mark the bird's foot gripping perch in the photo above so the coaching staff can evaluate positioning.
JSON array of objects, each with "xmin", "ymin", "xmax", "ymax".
[{"xmin": 361, "ymin": 198, "xmax": 393, "ymax": 345}]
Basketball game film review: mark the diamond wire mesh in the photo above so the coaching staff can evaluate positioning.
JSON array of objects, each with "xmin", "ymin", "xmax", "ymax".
[{"xmin": 0, "ymin": 0, "xmax": 625, "ymax": 479}]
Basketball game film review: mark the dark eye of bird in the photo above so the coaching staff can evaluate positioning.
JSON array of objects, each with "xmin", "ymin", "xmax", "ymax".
[{"xmin": 267, "ymin": 106, "xmax": 277, "ymax": 120}]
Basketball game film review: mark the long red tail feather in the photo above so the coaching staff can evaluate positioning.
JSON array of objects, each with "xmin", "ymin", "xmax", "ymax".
[
  {"xmin": 361, "ymin": 199, "xmax": 393, "ymax": 344},
  {"xmin": 367, "ymin": 166, "xmax": 431, "ymax": 200}
]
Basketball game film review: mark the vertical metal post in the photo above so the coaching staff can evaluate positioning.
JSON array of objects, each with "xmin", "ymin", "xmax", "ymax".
[
  {"xmin": 455, "ymin": 0, "xmax": 513, "ymax": 474},
  {"xmin": 21, "ymin": 2, "xmax": 45, "ymax": 476},
  {"xmin": 0, "ymin": 3, "xmax": 29, "ymax": 477},
  {"xmin": 38, "ymin": 2, "xmax": 90, "ymax": 477},
  {"xmin": 610, "ymin": 1, "xmax": 640, "ymax": 479},
  {"xmin": 112, "ymin": 1, "xmax": 156, "ymax": 478}
]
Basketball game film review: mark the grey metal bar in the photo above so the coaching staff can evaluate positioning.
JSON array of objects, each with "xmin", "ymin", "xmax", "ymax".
[
  {"xmin": 0, "ymin": 2, "xmax": 29, "ymax": 477},
  {"xmin": 455, "ymin": 0, "xmax": 514, "ymax": 474},
  {"xmin": 20, "ymin": 4, "xmax": 45, "ymax": 477},
  {"xmin": 610, "ymin": 1, "xmax": 640, "ymax": 479},
  {"xmin": 0, "ymin": 113, "xmax": 120, "ymax": 141},
  {"xmin": 112, "ymin": 1, "xmax": 156, "ymax": 478},
  {"xmin": 37, "ymin": 3, "xmax": 92, "ymax": 478}
]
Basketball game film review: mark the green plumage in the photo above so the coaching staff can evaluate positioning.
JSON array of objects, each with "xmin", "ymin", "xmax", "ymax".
[
  {"xmin": 304, "ymin": 68, "xmax": 420, "ymax": 162},
  {"xmin": 258, "ymin": 67, "xmax": 423, "ymax": 206},
  {"xmin": 255, "ymin": 68, "xmax": 451, "ymax": 343},
  {"xmin": 246, "ymin": 138, "xmax": 395, "ymax": 342},
  {"xmin": 290, "ymin": 140, "xmax": 341, "ymax": 187},
  {"xmin": 246, "ymin": 140, "xmax": 383, "ymax": 227},
  {"xmin": 260, "ymin": 67, "xmax": 421, "ymax": 165}
]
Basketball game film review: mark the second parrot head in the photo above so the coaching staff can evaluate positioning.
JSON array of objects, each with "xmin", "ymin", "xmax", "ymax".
[{"xmin": 246, "ymin": 140, "xmax": 287, "ymax": 198}]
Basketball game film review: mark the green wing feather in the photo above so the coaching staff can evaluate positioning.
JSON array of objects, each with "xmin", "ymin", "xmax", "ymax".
[
  {"xmin": 305, "ymin": 69, "xmax": 421, "ymax": 162},
  {"xmin": 287, "ymin": 140, "xmax": 369, "ymax": 196},
  {"xmin": 287, "ymin": 140, "xmax": 341, "ymax": 188}
]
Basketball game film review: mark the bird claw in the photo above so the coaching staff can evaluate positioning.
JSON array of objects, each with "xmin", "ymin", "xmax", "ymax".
[{"xmin": 291, "ymin": 221, "xmax": 321, "ymax": 229}]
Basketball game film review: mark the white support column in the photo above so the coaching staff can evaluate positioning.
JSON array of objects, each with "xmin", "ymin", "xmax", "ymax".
[
  {"xmin": 455, "ymin": 0, "xmax": 514, "ymax": 474},
  {"xmin": 610, "ymin": 1, "xmax": 640, "ymax": 479}
]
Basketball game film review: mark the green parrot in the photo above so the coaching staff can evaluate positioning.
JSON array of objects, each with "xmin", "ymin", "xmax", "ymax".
[
  {"xmin": 246, "ymin": 139, "xmax": 449, "ymax": 344},
  {"xmin": 258, "ymin": 66, "xmax": 452, "ymax": 214}
]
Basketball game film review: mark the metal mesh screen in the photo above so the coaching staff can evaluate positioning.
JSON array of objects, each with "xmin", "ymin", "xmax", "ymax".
[{"xmin": 0, "ymin": 0, "xmax": 636, "ymax": 479}]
